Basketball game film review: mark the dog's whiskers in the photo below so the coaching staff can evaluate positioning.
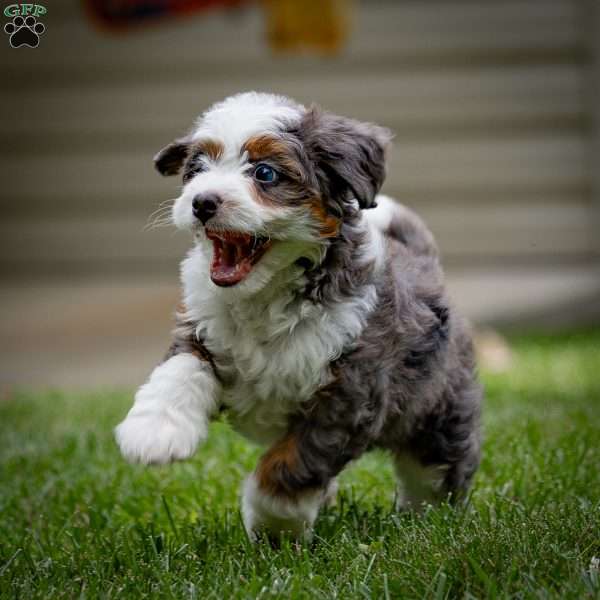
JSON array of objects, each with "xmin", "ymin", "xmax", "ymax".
[{"xmin": 145, "ymin": 201, "xmax": 175, "ymax": 231}]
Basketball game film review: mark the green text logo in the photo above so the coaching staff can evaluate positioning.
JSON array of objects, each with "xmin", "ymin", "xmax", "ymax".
[{"xmin": 4, "ymin": 4, "xmax": 46, "ymax": 18}]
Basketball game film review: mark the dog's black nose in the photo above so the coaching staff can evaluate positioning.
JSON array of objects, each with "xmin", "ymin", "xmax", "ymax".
[{"xmin": 192, "ymin": 193, "xmax": 221, "ymax": 225}]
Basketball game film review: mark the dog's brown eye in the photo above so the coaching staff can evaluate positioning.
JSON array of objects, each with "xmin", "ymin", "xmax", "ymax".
[
  {"xmin": 183, "ymin": 157, "xmax": 206, "ymax": 183},
  {"xmin": 253, "ymin": 164, "xmax": 278, "ymax": 184}
]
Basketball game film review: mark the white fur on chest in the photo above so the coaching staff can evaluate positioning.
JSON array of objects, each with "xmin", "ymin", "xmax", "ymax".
[{"xmin": 180, "ymin": 240, "xmax": 379, "ymax": 445}]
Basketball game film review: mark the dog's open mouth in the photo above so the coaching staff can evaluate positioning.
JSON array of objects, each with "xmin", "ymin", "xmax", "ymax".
[{"xmin": 205, "ymin": 230, "xmax": 271, "ymax": 287}]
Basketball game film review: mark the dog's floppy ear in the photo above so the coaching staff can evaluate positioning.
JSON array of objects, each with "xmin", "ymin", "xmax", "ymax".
[
  {"xmin": 153, "ymin": 138, "xmax": 191, "ymax": 176},
  {"xmin": 300, "ymin": 106, "xmax": 392, "ymax": 210}
]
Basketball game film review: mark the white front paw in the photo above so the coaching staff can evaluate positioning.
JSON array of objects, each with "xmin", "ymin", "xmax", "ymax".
[
  {"xmin": 115, "ymin": 353, "xmax": 216, "ymax": 465},
  {"xmin": 241, "ymin": 475, "xmax": 322, "ymax": 542},
  {"xmin": 115, "ymin": 409, "xmax": 205, "ymax": 465}
]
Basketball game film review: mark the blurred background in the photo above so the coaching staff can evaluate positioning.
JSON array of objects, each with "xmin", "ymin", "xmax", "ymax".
[{"xmin": 1, "ymin": 0, "xmax": 599, "ymax": 388}]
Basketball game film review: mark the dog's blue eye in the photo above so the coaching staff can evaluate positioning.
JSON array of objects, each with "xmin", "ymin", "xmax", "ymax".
[{"xmin": 254, "ymin": 164, "xmax": 278, "ymax": 183}]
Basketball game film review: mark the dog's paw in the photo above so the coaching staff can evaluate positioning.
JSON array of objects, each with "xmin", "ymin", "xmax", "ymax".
[
  {"xmin": 241, "ymin": 475, "xmax": 323, "ymax": 543},
  {"xmin": 115, "ymin": 409, "xmax": 205, "ymax": 465},
  {"xmin": 115, "ymin": 353, "xmax": 217, "ymax": 465}
]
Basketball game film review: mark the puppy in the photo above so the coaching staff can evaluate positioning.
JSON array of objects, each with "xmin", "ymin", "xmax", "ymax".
[{"xmin": 116, "ymin": 92, "xmax": 481, "ymax": 541}]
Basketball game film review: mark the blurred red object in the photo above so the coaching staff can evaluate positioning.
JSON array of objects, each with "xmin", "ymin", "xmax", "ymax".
[{"xmin": 85, "ymin": 0, "xmax": 252, "ymax": 30}]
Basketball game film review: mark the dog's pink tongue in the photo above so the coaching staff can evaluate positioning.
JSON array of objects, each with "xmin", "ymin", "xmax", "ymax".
[{"xmin": 210, "ymin": 237, "xmax": 253, "ymax": 287}]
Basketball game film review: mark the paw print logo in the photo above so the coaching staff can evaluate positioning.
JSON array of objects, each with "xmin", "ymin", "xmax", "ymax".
[{"xmin": 4, "ymin": 15, "xmax": 45, "ymax": 48}]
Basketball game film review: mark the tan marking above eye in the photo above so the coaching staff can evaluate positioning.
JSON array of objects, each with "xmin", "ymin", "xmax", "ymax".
[
  {"xmin": 243, "ymin": 135, "xmax": 289, "ymax": 161},
  {"xmin": 193, "ymin": 139, "xmax": 224, "ymax": 161},
  {"xmin": 243, "ymin": 134, "xmax": 305, "ymax": 181}
]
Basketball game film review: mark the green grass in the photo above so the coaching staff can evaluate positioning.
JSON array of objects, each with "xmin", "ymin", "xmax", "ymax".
[{"xmin": 1, "ymin": 331, "xmax": 599, "ymax": 599}]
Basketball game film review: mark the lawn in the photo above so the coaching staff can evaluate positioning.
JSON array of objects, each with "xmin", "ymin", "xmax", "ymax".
[{"xmin": 1, "ymin": 331, "xmax": 599, "ymax": 599}]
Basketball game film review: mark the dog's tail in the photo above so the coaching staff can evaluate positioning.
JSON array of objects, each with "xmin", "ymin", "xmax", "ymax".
[{"xmin": 368, "ymin": 195, "xmax": 439, "ymax": 258}]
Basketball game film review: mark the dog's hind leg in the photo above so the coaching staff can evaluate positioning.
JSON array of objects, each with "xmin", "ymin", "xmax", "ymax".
[
  {"xmin": 393, "ymin": 453, "xmax": 449, "ymax": 512},
  {"xmin": 392, "ymin": 374, "xmax": 482, "ymax": 511},
  {"xmin": 393, "ymin": 410, "xmax": 481, "ymax": 511},
  {"xmin": 393, "ymin": 439, "xmax": 480, "ymax": 512}
]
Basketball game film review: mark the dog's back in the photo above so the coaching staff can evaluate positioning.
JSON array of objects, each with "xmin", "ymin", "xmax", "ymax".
[
  {"xmin": 366, "ymin": 195, "xmax": 445, "ymax": 304},
  {"xmin": 369, "ymin": 195, "xmax": 439, "ymax": 259}
]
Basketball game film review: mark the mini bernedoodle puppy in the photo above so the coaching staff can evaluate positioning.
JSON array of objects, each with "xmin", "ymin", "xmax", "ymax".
[{"xmin": 116, "ymin": 92, "xmax": 482, "ymax": 541}]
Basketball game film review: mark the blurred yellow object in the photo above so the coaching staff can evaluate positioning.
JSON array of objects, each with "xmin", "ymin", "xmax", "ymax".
[
  {"xmin": 263, "ymin": 0, "xmax": 353, "ymax": 54},
  {"xmin": 474, "ymin": 328, "xmax": 514, "ymax": 374}
]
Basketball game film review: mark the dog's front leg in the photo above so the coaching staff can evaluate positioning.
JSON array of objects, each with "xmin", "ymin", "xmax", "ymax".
[
  {"xmin": 115, "ymin": 319, "xmax": 219, "ymax": 465},
  {"xmin": 242, "ymin": 422, "xmax": 364, "ymax": 542}
]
